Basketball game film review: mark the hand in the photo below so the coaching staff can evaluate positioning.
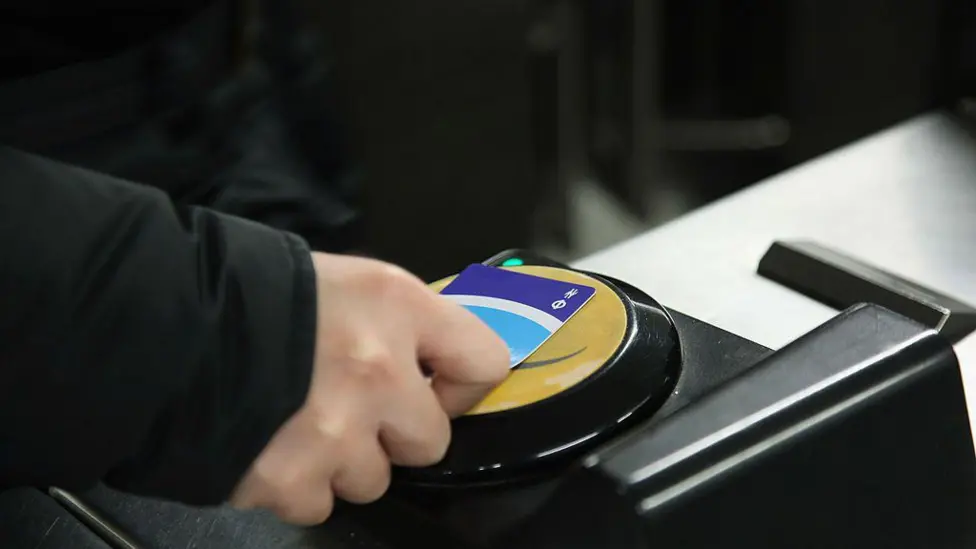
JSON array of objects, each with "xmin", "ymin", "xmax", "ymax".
[{"xmin": 229, "ymin": 253, "xmax": 510, "ymax": 525}]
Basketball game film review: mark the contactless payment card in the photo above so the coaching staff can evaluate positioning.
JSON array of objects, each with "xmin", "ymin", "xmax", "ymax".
[{"xmin": 440, "ymin": 264, "xmax": 596, "ymax": 368}]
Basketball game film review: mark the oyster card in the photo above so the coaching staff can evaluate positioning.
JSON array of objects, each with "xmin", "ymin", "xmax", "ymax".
[{"xmin": 440, "ymin": 264, "xmax": 596, "ymax": 368}]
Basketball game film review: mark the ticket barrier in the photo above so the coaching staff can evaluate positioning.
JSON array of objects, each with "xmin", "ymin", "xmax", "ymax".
[{"xmin": 2, "ymin": 249, "xmax": 974, "ymax": 549}]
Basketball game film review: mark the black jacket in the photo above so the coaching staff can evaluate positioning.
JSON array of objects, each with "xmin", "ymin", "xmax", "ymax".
[
  {"xmin": 0, "ymin": 2, "xmax": 346, "ymax": 505},
  {"xmin": 0, "ymin": 146, "xmax": 317, "ymax": 506}
]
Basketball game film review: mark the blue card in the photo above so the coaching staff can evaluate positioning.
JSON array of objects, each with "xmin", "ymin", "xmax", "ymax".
[{"xmin": 440, "ymin": 264, "xmax": 596, "ymax": 368}]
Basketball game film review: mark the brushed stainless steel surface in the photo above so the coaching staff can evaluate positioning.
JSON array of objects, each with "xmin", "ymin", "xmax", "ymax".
[{"xmin": 575, "ymin": 111, "xmax": 976, "ymax": 434}]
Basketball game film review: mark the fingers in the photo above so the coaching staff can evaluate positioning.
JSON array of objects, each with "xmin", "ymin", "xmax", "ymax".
[
  {"xmin": 231, "ymin": 254, "xmax": 514, "ymax": 527},
  {"xmin": 415, "ymin": 294, "xmax": 511, "ymax": 416},
  {"xmin": 229, "ymin": 464, "xmax": 337, "ymax": 526},
  {"xmin": 378, "ymin": 369, "xmax": 452, "ymax": 466},
  {"xmin": 332, "ymin": 436, "xmax": 392, "ymax": 504},
  {"xmin": 267, "ymin": 488, "xmax": 336, "ymax": 527},
  {"xmin": 329, "ymin": 256, "xmax": 510, "ymax": 416},
  {"xmin": 229, "ymin": 416, "xmax": 340, "ymax": 525}
]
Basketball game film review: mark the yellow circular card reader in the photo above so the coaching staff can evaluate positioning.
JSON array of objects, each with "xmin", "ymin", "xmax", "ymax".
[
  {"xmin": 397, "ymin": 252, "xmax": 682, "ymax": 489},
  {"xmin": 428, "ymin": 266, "xmax": 628, "ymax": 415}
]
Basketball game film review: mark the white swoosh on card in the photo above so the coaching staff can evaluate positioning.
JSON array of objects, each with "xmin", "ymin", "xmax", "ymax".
[{"xmin": 442, "ymin": 294, "xmax": 562, "ymax": 333}]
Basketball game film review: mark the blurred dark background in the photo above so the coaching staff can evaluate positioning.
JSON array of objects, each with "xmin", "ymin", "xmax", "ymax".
[
  {"xmin": 284, "ymin": 0, "xmax": 975, "ymax": 280},
  {"xmin": 8, "ymin": 1, "xmax": 976, "ymax": 281}
]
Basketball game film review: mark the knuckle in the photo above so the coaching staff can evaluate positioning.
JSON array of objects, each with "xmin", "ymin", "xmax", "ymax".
[
  {"xmin": 366, "ymin": 263, "xmax": 420, "ymax": 297},
  {"xmin": 313, "ymin": 416, "xmax": 348, "ymax": 447},
  {"xmin": 377, "ymin": 267, "xmax": 436, "ymax": 312},
  {"xmin": 362, "ymin": 349, "xmax": 397, "ymax": 374},
  {"xmin": 344, "ymin": 348, "xmax": 398, "ymax": 386},
  {"xmin": 339, "ymin": 331, "xmax": 399, "ymax": 385}
]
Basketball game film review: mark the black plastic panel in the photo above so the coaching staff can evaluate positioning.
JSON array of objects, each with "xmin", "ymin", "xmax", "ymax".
[
  {"xmin": 509, "ymin": 304, "xmax": 976, "ymax": 549},
  {"xmin": 383, "ymin": 289, "xmax": 773, "ymax": 546},
  {"xmin": 758, "ymin": 239, "xmax": 976, "ymax": 342}
]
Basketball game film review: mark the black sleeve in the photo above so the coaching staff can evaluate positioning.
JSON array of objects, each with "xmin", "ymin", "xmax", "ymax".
[{"xmin": 0, "ymin": 146, "xmax": 317, "ymax": 506}]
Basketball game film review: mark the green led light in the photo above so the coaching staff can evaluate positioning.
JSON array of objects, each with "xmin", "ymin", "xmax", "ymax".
[{"xmin": 501, "ymin": 257, "xmax": 524, "ymax": 267}]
